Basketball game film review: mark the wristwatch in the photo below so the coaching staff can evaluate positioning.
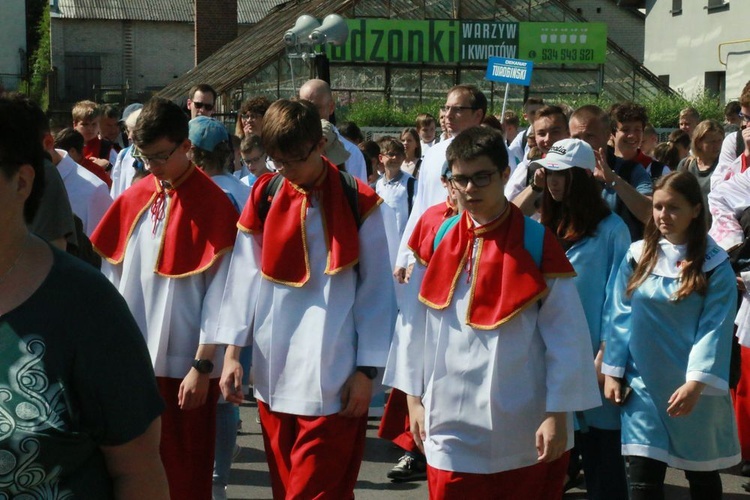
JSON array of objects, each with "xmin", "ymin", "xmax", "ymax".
[
  {"xmin": 192, "ymin": 358, "xmax": 214, "ymax": 374},
  {"xmin": 531, "ymin": 183, "xmax": 543, "ymax": 193},
  {"xmin": 356, "ymin": 366, "xmax": 378, "ymax": 380}
]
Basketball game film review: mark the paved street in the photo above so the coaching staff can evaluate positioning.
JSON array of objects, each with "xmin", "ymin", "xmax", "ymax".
[{"xmin": 227, "ymin": 398, "xmax": 750, "ymax": 499}]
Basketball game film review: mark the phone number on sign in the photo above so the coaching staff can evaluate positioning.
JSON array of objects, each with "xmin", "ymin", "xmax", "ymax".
[{"xmin": 540, "ymin": 48, "xmax": 596, "ymax": 62}]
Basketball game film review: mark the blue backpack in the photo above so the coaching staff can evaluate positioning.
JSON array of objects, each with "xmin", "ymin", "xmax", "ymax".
[{"xmin": 433, "ymin": 214, "xmax": 544, "ymax": 268}]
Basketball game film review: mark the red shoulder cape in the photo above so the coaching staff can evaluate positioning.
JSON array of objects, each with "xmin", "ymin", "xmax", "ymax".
[
  {"xmin": 90, "ymin": 165, "xmax": 238, "ymax": 277},
  {"xmin": 237, "ymin": 160, "xmax": 381, "ymax": 286},
  {"xmin": 408, "ymin": 199, "xmax": 458, "ymax": 265},
  {"xmin": 418, "ymin": 205, "xmax": 575, "ymax": 330}
]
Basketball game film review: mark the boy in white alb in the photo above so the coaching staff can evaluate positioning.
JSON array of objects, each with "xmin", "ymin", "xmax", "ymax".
[
  {"xmin": 383, "ymin": 126, "xmax": 601, "ymax": 499},
  {"xmin": 209, "ymin": 99, "xmax": 397, "ymax": 499},
  {"xmin": 375, "ymin": 137, "xmax": 416, "ymax": 238},
  {"xmin": 90, "ymin": 98, "xmax": 239, "ymax": 500}
]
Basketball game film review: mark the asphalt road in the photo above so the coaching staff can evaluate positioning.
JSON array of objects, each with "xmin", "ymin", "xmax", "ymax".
[{"xmin": 226, "ymin": 399, "xmax": 750, "ymax": 499}]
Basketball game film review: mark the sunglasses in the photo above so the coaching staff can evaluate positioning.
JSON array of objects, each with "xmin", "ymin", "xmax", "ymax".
[{"xmin": 192, "ymin": 101, "xmax": 214, "ymax": 111}]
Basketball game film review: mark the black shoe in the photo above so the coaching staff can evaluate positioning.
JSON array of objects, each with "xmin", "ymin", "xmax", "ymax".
[
  {"xmin": 742, "ymin": 461, "xmax": 750, "ymax": 477},
  {"xmin": 387, "ymin": 454, "xmax": 427, "ymax": 482}
]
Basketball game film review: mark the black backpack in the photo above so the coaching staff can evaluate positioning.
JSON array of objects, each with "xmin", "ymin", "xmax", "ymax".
[{"xmin": 258, "ymin": 171, "xmax": 362, "ymax": 228}]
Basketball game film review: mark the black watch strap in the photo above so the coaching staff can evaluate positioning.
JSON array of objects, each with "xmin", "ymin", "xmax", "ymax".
[
  {"xmin": 356, "ymin": 366, "xmax": 378, "ymax": 380},
  {"xmin": 192, "ymin": 358, "xmax": 214, "ymax": 374}
]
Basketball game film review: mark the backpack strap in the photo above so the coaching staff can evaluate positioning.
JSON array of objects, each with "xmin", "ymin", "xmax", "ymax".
[
  {"xmin": 433, "ymin": 215, "xmax": 461, "ymax": 252},
  {"xmin": 258, "ymin": 173, "xmax": 285, "ymax": 223},
  {"xmin": 737, "ymin": 129, "xmax": 745, "ymax": 158},
  {"xmin": 259, "ymin": 170, "xmax": 362, "ymax": 229},
  {"xmin": 523, "ymin": 216, "xmax": 544, "ymax": 269},
  {"xmin": 406, "ymin": 176, "xmax": 416, "ymax": 215},
  {"xmin": 338, "ymin": 170, "xmax": 361, "ymax": 229}
]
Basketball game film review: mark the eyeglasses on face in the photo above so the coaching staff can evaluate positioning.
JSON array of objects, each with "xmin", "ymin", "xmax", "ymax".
[
  {"xmin": 381, "ymin": 151, "xmax": 404, "ymax": 158},
  {"xmin": 192, "ymin": 101, "xmax": 214, "ymax": 111},
  {"xmin": 446, "ymin": 170, "xmax": 499, "ymax": 190},
  {"xmin": 739, "ymin": 112, "xmax": 750, "ymax": 123},
  {"xmin": 241, "ymin": 154, "xmax": 265, "ymax": 166},
  {"xmin": 241, "ymin": 113, "xmax": 262, "ymax": 122},
  {"xmin": 132, "ymin": 143, "xmax": 180, "ymax": 166},
  {"xmin": 440, "ymin": 105, "xmax": 477, "ymax": 115},
  {"xmin": 269, "ymin": 142, "xmax": 317, "ymax": 168}
]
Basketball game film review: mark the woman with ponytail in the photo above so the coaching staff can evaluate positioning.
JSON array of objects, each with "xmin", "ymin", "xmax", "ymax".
[{"xmin": 603, "ymin": 171, "xmax": 740, "ymax": 499}]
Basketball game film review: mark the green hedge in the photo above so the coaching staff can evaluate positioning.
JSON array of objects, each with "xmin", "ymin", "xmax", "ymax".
[{"xmin": 339, "ymin": 93, "xmax": 725, "ymax": 129}]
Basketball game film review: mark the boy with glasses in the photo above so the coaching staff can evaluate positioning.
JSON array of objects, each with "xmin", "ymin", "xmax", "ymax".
[
  {"xmin": 90, "ymin": 97, "xmax": 239, "ymax": 500},
  {"xmin": 209, "ymin": 99, "xmax": 397, "ymax": 499},
  {"xmin": 383, "ymin": 126, "xmax": 600, "ymax": 499},
  {"xmin": 237, "ymin": 133, "xmax": 271, "ymax": 185}
]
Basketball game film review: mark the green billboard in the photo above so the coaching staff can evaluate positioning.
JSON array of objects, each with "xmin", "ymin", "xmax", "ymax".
[
  {"xmin": 519, "ymin": 23, "xmax": 608, "ymax": 64},
  {"xmin": 325, "ymin": 20, "xmax": 607, "ymax": 65}
]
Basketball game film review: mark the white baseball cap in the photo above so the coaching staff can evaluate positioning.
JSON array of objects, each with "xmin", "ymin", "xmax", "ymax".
[{"xmin": 531, "ymin": 138, "xmax": 596, "ymax": 173}]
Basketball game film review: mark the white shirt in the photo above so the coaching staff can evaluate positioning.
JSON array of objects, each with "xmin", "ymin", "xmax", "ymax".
[
  {"xmin": 102, "ymin": 197, "xmax": 230, "ymax": 379},
  {"xmin": 211, "ymin": 173, "xmax": 251, "ymax": 212},
  {"xmin": 55, "ymin": 149, "xmax": 113, "ymax": 236},
  {"xmin": 338, "ymin": 130, "xmax": 368, "ymax": 182},
  {"xmin": 507, "ymin": 126, "xmax": 531, "ymax": 172},
  {"xmin": 383, "ymin": 264, "xmax": 601, "ymax": 474},
  {"xmin": 208, "ymin": 203, "xmax": 397, "ymax": 416},
  {"xmin": 375, "ymin": 171, "xmax": 416, "ymax": 238},
  {"xmin": 505, "ymin": 158, "xmax": 533, "ymax": 203},
  {"xmin": 394, "ymin": 138, "xmax": 454, "ymax": 269},
  {"xmin": 110, "ymin": 145, "xmax": 140, "ymax": 199}
]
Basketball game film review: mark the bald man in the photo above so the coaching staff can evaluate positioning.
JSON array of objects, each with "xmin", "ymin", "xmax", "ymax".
[{"xmin": 299, "ymin": 79, "xmax": 368, "ymax": 181}]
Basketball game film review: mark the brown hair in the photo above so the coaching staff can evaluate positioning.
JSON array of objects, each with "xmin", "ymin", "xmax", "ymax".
[
  {"xmin": 400, "ymin": 127, "xmax": 421, "ymax": 159},
  {"xmin": 626, "ymin": 171, "xmax": 707, "ymax": 300},
  {"xmin": 540, "ymin": 167, "xmax": 611, "ymax": 242},
  {"xmin": 691, "ymin": 119, "xmax": 724, "ymax": 156},
  {"xmin": 261, "ymin": 99, "xmax": 321, "ymax": 159},
  {"xmin": 72, "ymin": 100, "xmax": 100, "ymax": 123},
  {"xmin": 415, "ymin": 113, "xmax": 436, "ymax": 130}
]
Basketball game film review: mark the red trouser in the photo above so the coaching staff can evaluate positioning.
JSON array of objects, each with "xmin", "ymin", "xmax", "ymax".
[
  {"xmin": 157, "ymin": 376, "xmax": 221, "ymax": 500},
  {"xmin": 732, "ymin": 345, "xmax": 750, "ymax": 459},
  {"xmin": 258, "ymin": 401, "xmax": 368, "ymax": 500},
  {"xmin": 378, "ymin": 389, "xmax": 420, "ymax": 453},
  {"xmin": 427, "ymin": 451, "xmax": 570, "ymax": 500}
]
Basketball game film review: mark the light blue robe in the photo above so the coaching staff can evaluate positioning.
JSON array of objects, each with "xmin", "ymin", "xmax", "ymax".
[
  {"xmin": 567, "ymin": 213, "xmax": 630, "ymax": 431},
  {"xmin": 602, "ymin": 237, "xmax": 740, "ymax": 471}
]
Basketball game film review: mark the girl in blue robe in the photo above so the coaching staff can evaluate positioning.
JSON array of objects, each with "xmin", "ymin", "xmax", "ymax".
[
  {"xmin": 603, "ymin": 171, "xmax": 740, "ymax": 499},
  {"xmin": 538, "ymin": 138, "xmax": 631, "ymax": 499}
]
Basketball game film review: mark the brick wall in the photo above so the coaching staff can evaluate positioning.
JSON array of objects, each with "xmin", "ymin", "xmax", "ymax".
[{"xmin": 195, "ymin": 0, "xmax": 238, "ymax": 65}]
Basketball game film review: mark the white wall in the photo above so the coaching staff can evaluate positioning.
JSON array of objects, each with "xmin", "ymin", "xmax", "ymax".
[
  {"xmin": 567, "ymin": 0, "xmax": 645, "ymax": 62},
  {"xmin": 644, "ymin": 0, "xmax": 748, "ymax": 101},
  {"xmin": 0, "ymin": 0, "xmax": 27, "ymax": 90}
]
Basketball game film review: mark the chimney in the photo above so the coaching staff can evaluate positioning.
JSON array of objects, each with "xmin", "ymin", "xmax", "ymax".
[{"xmin": 195, "ymin": 0, "xmax": 238, "ymax": 65}]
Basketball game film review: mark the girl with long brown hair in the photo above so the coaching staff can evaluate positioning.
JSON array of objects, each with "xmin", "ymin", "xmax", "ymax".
[
  {"xmin": 538, "ymin": 138, "xmax": 631, "ymax": 499},
  {"xmin": 603, "ymin": 171, "xmax": 740, "ymax": 499}
]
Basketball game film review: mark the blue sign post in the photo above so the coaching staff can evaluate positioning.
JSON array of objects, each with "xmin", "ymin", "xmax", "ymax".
[{"xmin": 485, "ymin": 56, "xmax": 534, "ymax": 116}]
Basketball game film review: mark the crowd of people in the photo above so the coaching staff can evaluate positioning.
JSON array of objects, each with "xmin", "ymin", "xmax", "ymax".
[{"xmin": 2, "ymin": 77, "xmax": 750, "ymax": 500}]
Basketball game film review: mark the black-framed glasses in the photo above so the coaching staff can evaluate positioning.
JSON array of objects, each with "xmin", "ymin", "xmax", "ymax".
[
  {"xmin": 192, "ymin": 101, "xmax": 214, "ymax": 111},
  {"xmin": 440, "ymin": 105, "xmax": 477, "ymax": 115},
  {"xmin": 241, "ymin": 154, "xmax": 265, "ymax": 167},
  {"xmin": 241, "ymin": 113, "xmax": 262, "ymax": 122},
  {"xmin": 132, "ymin": 143, "xmax": 180, "ymax": 166},
  {"xmin": 739, "ymin": 112, "xmax": 750, "ymax": 123},
  {"xmin": 269, "ymin": 143, "xmax": 317, "ymax": 168},
  {"xmin": 446, "ymin": 170, "xmax": 499, "ymax": 190}
]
